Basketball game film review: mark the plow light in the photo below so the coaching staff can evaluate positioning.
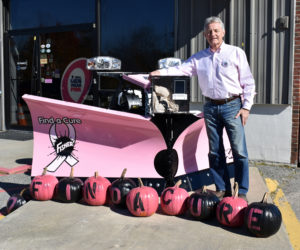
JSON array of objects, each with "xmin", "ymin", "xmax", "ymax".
[
  {"xmin": 86, "ymin": 56, "xmax": 121, "ymax": 71},
  {"xmin": 158, "ymin": 58, "xmax": 182, "ymax": 69}
]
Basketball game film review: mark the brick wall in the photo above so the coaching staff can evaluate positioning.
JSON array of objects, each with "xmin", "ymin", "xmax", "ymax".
[{"xmin": 291, "ymin": 0, "xmax": 300, "ymax": 165}]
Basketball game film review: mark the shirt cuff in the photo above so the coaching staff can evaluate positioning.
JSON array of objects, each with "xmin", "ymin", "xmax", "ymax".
[{"xmin": 242, "ymin": 100, "xmax": 253, "ymax": 111}]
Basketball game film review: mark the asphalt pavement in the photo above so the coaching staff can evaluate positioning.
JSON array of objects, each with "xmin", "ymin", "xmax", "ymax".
[{"xmin": 0, "ymin": 133, "xmax": 299, "ymax": 250}]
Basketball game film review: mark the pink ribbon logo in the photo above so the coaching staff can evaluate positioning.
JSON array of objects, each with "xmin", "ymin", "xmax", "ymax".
[{"xmin": 47, "ymin": 123, "xmax": 78, "ymax": 172}]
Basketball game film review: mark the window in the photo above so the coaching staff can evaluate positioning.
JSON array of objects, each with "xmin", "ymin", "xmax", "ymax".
[
  {"xmin": 100, "ymin": 0, "xmax": 174, "ymax": 72},
  {"xmin": 10, "ymin": 0, "xmax": 95, "ymax": 30}
]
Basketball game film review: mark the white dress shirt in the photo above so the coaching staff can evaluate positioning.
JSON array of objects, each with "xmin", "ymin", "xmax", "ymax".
[{"xmin": 160, "ymin": 42, "xmax": 256, "ymax": 110}]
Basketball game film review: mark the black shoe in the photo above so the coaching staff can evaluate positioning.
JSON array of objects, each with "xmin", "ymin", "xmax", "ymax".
[
  {"xmin": 224, "ymin": 190, "xmax": 232, "ymax": 198},
  {"xmin": 238, "ymin": 193, "xmax": 248, "ymax": 203}
]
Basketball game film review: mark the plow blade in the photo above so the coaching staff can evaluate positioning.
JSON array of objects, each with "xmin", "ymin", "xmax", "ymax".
[{"xmin": 23, "ymin": 94, "xmax": 231, "ymax": 178}]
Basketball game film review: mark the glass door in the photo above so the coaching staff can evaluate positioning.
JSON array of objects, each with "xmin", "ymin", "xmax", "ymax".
[
  {"xmin": 7, "ymin": 30, "xmax": 95, "ymax": 128},
  {"xmin": 39, "ymin": 31, "xmax": 94, "ymax": 100},
  {"xmin": 8, "ymin": 34, "xmax": 35, "ymax": 127}
]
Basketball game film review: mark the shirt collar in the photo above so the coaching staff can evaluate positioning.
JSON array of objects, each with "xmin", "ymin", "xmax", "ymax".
[{"xmin": 208, "ymin": 41, "xmax": 225, "ymax": 53}]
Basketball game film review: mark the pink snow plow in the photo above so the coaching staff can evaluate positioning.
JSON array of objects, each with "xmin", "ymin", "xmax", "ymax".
[{"xmin": 23, "ymin": 57, "xmax": 233, "ymax": 191}]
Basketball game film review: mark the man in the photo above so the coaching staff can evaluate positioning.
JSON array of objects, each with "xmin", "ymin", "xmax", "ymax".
[{"xmin": 150, "ymin": 16, "xmax": 255, "ymax": 201}]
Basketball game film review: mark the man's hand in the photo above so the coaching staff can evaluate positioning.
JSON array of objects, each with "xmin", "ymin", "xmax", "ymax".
[
  {"xmin": 235, "ymin": 108, "xmax": 250, "ymax": 126},
  {"xmin": 149, "ymin": 70, "xmax": 161, "ymax": 77}
]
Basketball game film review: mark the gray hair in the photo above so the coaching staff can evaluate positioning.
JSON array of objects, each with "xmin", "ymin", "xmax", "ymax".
[{"xmin": 204, "ymin": 16, "xmax": 225, "ymax": 31}]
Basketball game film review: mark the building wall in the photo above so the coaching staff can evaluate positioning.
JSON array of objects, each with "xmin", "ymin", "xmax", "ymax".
[
  {"xmin": 248, "ymin": 0, "xmax": 292, "ymax": 105},
  {"xmin": 175, "ymin": 0, "xmax": 293, "ymax": 105},
  {"xmin": 246, "ymin": 105, "xmax": 292, "ymax": 163},
  {"xmin": 176, "ymin": 0, "xmax": 298, "ymax": 164}
]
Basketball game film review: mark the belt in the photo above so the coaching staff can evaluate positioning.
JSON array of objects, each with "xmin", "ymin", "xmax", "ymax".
[{"xmin": 205, "ymin": 95, "xmax": 240, "ymax": 105}]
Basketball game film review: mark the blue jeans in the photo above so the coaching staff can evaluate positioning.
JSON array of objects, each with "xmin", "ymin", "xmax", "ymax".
[{"xmin": 204, "ymin": 97, "xmax": 249, "ymax": 195}]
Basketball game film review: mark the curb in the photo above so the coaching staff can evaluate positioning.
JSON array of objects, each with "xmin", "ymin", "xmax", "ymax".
[{"xmin": 0, "ymin": 165, "xmax": 31, "ymax": 176}]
